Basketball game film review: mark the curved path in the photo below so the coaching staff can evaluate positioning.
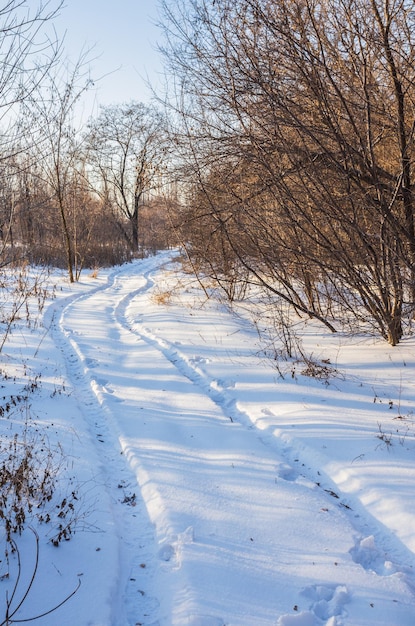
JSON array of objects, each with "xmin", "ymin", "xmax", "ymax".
[{"xmin": 50, "ymin": 252, "xmax": 415, "ymax": 626}]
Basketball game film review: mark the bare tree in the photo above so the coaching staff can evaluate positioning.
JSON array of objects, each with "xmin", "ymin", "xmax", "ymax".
[
  {"xmin": 0, "ymin": 0, "xmax": 63, "ymax": 271},
  {"xmin": 0, "ymin": 1, "xmax": 63, "ymax": 147},
  {"xmin": 85, "ymin": 102, "xmax": 165, "ymax": 253},
  {"xmin": 22, "ymin": 55, "xmax": 93, "ymax": 281},
  {"xmin": 161, "ymin": 0, "xmax": 415, "ymax": 344}
]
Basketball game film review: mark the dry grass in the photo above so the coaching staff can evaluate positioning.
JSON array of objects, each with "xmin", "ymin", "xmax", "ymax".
[{"xmin": 151, "ymin": 287, "xmax": 174, "ymax": 305}]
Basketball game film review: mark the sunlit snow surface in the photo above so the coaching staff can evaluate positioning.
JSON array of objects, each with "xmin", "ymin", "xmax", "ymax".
[{"xmin": 0, "ymin": 250, "xmax": 414, "ymax": 625}]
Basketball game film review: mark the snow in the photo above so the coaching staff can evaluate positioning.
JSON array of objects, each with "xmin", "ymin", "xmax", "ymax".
[{"xmin": 0, "ymin": 249, "xmax": 414, "ymax": 625}]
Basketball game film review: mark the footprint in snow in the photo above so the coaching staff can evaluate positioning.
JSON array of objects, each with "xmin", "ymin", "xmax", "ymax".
[
  {"xmin": 85, "ymin": 357, "xmax": 99, "ymax": 368},
  {"xmin": 158, "ymin": 543, "xmax": 176, "ymax": 562},
  {"xmin": 191, "ymin": 355, "xmax": 211, "ymax": 366},
  {"xmin": 216, "ymin": 378, "xmax": 236, "ymax": 389},
  {"xmin": 301, "ymin": 584, "xmax": 349, "ymax": 621},
  {"xmin": 158, "ymin": 527, "xmax": 194, "ymax": 566},
  {"xmin": 276, "ymin": 584, "xmax": 349, "ymax": 625},
  {"xmin": 276, "ymin": 462, "xmax": 298, "ymax": 482},
  {"xmin": 350, "ymin": 535, "xmax": 397, "ymax": 576}
]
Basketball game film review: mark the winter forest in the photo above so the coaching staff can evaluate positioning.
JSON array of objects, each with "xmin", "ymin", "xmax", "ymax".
[{"xmin": 1, "ymin": 1, "xmax": 415, "ymax": 625}]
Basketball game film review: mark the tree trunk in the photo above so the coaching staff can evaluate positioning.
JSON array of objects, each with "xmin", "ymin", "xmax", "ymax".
[
  {"xmin": 58, "ymin": 196, "xmax": 74, "ymax": 283},
  {"xmin": 387, "ymin": 312, "xmax": 403, "ymax": 346},
  {"xmin": 131, "ymin": 210, "xmax": 139, "ymax": 251}
]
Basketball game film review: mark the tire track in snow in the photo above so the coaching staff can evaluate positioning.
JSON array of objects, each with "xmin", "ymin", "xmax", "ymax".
[
  {"xmin": 46, "ymin": 256, "xmax": 415, "ymax": 625},
  {"xmin": 46, "ymin": 260, "xmax": 165, "ymax": 626},
  {"xmin": 114, "ymin": 266, "xmax": 415, "ymax": 603},
  {"xmin": 54, "ymin": 257, "xmax": 243, "ymax": 625},
  {"xmin": 108, "ymin": 267, "xmax": 359, "ymax": 625}
]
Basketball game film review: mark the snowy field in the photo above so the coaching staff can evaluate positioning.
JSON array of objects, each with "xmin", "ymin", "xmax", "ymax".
[{"xmin": 0, "ymin": 250, "xmax": 414, "ymax": 626}]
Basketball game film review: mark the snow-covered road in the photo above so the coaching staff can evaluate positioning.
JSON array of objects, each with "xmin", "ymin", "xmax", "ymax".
[
  {"xmin": 2, "ymin": 251, "xmax": 414, "ymax": 626},
  {"xmin": 47, "ymin": 252, "xmax": 415, "ymax": 625}
]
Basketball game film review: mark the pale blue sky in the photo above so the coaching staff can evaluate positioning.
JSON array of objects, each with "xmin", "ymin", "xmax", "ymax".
[{"xmin": 55, "ymin": 1, "xmax": 164, "ymax": 117}]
